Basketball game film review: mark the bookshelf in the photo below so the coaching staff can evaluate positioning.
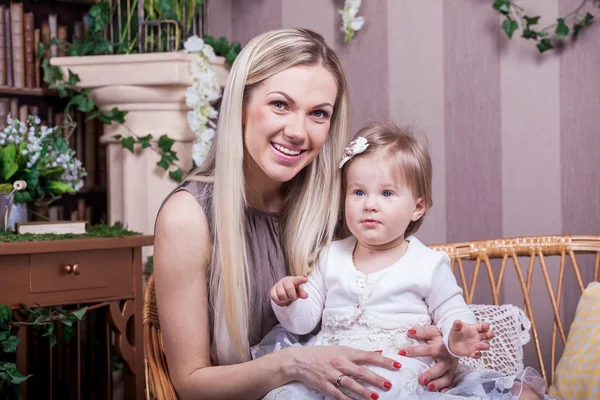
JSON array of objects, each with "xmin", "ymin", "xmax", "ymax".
[
  {"xmin": 0, "ymin": 0, "xmax": 107, "ymax": 225},
  {"xmin": 0, "ymin": 85, "xmax": 56, "ymax": 96}
]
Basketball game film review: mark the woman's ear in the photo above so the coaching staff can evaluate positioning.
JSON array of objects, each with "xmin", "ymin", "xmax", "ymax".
[{"xmin": 411, "ymin": 197, "xmax": 426, "ymax": 221}]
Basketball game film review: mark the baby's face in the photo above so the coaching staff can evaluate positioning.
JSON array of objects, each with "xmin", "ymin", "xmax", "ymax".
[{"xmin": 344, "ymin": 152, "xmax": 423, "ymax": 249}]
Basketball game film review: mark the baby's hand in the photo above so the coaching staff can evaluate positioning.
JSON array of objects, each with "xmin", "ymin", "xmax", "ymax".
[
  {"xmin": 270, "ymin": 276, "xmax": 309, "ymax": 307},
  {"xmin": 448, "ymin": 320, "xmax": 494, "ymax": 358}
]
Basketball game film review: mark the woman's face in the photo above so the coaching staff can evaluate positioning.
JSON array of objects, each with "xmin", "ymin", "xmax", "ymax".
[{"xmin": 243, "ymin": 65, "xmax": 338, "ymax": 184}]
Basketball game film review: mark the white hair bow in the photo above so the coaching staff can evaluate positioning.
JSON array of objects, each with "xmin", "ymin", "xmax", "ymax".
[{"xmin": 338, "ymin": 137, "xmax": 369, "ymax": 168}]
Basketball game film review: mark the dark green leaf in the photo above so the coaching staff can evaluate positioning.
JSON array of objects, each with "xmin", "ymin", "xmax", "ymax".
[
  {"xmin": 502, "ymin": 18, "xmax": 519, "ymax": 38},
  {"xmin": 67, "ymin": 70, "xmax": 80, "ymax": 86},
  {"xmin": 49, "ymin": 332, "xmax": 57, "ymax": 348},
  {"xmin": 157, "ymin": 156, "xmax": 170, "ymax": 170},
  {"xmin": 168, "ymin": 168, "xmax": 184, "ymax": 182},
  {"xmin": 573, "ymin": 22, "xmax": 583, "ymax": 37},
  {"xmin": 157, "ymin": 135, "xmax": 175, "ymax": 153},
  {"xmin": 0, "ymin": 305, "xmax": 11, "ymax": 326},
  {"xmin": 14, "ymin": 191, "xmax": 32, "ymax": 203},
  {"xmin": 24, "ymin": 169, "xmax": 40, "ymax": 192},
  {"xmin": 524, "ymin": 15, "xmax": 540, "ymax": 26},
  {"xmin": 138, "ymin": 135, "xmax": 153, "ymax": 149},
  {"xmin": 37, "ymin": 42, "xmax": 46, "ymax": 60},
  {"xmin": 112, "ymin": 134, "xmax": 123, "ymax": 140},
  {"xmin": 1, "ymin": 335, "xmax": 20, "ymax": 353},
  {"xmin": 583, "ymin": 12, "xmax": 594, "ymax": 25},
  {"xmin": 493, "ymin": 0, "xmax": 511, "ymax": 15},
  {"xmin": 555, "ymin": 18, "xmax": 570, "ymax": 39},
  {"xmin": 3, "ymin": 362, "xmax": 32, "ymax": 384},
  {"xmin": 121, "ymin": 137, "xmax": 136, "ymax": 153},
  {"xmin": 42, "ymin": 322, "xmax": 55, "ymax": 337},
  {"xmin": 522, "ymin": 29, "xmax": 538, "ymax": 39},
  {"xmin": 108, "ymin": 108, "xmax": 128, "ymax": 124},
  {"xmin": 60, "ymin": 314, "xmax": 78, "ymax": 327},
  {"xmin": 72, "ymin": 307, "xmax": 87, "ymax": 321},
  {"xmin": 226, "ymin": 48, "xmax": 238, "ymax": 65},
  {"xmin": 63, "ymin": 326, "xmax": 75, "ymax": 342},
  {"xmin": 44, "ymin": 180, "xmax": 74, "ymax": 194},
  {"xmin": 537, "ymin": 38, "xmax": 554, "ymax": 52}
]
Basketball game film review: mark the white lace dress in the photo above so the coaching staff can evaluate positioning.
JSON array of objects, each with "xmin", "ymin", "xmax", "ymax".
[{"xmin": 251, "ymin": 236, "xmax": 553, "ymax": 400}]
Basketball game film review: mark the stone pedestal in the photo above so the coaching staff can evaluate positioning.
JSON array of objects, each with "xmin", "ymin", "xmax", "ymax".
[{"xmin": 51, "ymin": 53, "xmax": 228, "ymax": 237}]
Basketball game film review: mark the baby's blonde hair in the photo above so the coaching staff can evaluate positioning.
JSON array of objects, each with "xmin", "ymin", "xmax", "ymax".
[{"xmin": 341, "ymin": 121, "xmax": 432, "ymax": 236}]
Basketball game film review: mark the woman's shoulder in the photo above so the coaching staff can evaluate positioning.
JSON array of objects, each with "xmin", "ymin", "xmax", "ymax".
[{"xmin": 156, "ymin": 190, "xmax": 210, "ymax": 243}]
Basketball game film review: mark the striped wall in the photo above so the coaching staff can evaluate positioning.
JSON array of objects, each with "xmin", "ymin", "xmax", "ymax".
[{"xmin": 207, "ymin": 0, "xmax": 600, "ymax": 368}]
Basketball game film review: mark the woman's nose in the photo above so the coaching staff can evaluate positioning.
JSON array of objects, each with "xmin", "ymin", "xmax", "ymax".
[{"xmin": 283, "ymin": 115, "xmax": 307, "ymax": 143}]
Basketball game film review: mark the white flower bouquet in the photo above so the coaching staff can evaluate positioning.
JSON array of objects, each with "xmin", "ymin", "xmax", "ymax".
[{"xmin": 0, "ymin": 114, "xmax": 86, "ymax": 204}]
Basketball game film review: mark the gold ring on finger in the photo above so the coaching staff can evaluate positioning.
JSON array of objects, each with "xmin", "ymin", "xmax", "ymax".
[{"xmin": 336, "ymin": 374, "xmax": 345, "ymax": 388}]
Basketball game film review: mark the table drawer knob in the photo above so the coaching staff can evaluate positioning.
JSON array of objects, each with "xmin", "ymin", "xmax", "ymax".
[{"xmin": 64, "ymin": 263, "xmax": 81, "ymax": 275}]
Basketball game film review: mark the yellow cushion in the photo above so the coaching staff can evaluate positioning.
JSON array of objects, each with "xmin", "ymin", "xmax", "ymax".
[{"xmin": 549, "ymin": 281, "xmax": 600, "ymax": 399}]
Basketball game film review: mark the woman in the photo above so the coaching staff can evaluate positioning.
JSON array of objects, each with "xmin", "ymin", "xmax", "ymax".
[{"xmin": 154, "ymin": 28, "xmax": 457, "ymax": 400}]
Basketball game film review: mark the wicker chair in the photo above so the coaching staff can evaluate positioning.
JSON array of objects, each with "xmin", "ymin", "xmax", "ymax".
[{"xmin": 143, "ymin": 235, "xmax": 600, "ymax": 399}]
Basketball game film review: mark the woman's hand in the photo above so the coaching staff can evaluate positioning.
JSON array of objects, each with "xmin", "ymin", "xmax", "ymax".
[
  {"xmin": 398, "ymin": 325, "xmax": 458, "ymax": 393},
  {"xmin": 285, "ymin": 345, "xmax": 401, "ymax": 400}
]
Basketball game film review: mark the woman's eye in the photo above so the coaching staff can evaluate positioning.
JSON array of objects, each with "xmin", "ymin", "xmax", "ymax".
[
  {"xmin": 354, "ymin": 190, "xmax": 364, "ymax": 196},
  {"xmin": 382, "ymin": 190, "xmax": 393, "ymax": 197},
  {"xmin": 271, "ymin": 101, "xmax": 287, "ymax": 110},
  {"xmin": 311, "ymin": 110, "xmax": 329, "ymax": 119}
]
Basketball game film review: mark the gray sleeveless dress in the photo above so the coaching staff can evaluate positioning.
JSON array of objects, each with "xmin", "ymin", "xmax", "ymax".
[{"xmin": 165, "ymin": 180, "xmax": 287, "ymax": 363}]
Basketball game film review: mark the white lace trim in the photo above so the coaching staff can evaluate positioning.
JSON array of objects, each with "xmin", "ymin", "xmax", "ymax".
[{"xmin": 320, "ymin": 270, "xmax": 432, "ymax": 347}]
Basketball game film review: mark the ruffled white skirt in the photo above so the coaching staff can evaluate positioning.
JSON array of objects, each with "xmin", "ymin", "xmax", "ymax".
[{"xmin": 251, "ymin": 325, "xmax": 554, "ymax": 400}]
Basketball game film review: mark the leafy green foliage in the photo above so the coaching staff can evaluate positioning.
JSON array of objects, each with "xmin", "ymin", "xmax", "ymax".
[
  {"xmin": 39, "ymin": 0, "xmax": 236, "ymax": 185},
  {"xmin": 0, "ymin": 221, "xmax": 140, "ymax": 243},
  {"xmin": 203, "ymin": 35, "xmax": 241, "ymax": 64},
  {"xmin": 113, "ymin": 134, "xmax": 186, "ymax": 182},
  {"xmin": 0, "ymin": 304, "xmax": 86, "ymax": 396},
  {"xmin": 493, "ymin": 0, "xmax": 597, "ymax": 53}
]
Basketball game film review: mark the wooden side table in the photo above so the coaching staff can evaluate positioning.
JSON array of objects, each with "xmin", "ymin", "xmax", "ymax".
[{"xmin": 0, "ymin": 235, "xmax": 153, "ymax": 399}]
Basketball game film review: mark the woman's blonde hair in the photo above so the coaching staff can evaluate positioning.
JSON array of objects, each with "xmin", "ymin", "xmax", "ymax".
[
  {"xmin": 187, "ymin": 28, "xmax": 349, "ymax": 359},
  {"xmin": 341, "ymin": 122, "xmax": 433, "ymax": 237}
]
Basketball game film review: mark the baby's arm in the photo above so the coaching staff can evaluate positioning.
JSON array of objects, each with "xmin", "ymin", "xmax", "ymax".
[
  {"xmin": 425, "ymin": 254, "xmax": 494, "ymax": 358},
  {"xmin": 270, "ymin": 259, "xmax": 327, "ymax": 335}
]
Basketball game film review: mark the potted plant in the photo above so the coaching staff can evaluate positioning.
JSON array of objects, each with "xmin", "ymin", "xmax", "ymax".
[{"xmin": 0, "ymin": 115, "xmax": 86, "ymax": 230}]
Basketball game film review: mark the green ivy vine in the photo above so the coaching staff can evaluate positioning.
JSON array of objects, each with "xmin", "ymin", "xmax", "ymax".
[
  {"xmin": 0, "ymin": 304, "xmax": 87, "ymax": 397},
  {"xmin": 493, "ymin": 0, "xmax": 597, "ymax": 52}
]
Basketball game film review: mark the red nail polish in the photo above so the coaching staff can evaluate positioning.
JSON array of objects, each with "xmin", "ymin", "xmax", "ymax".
[
  {"xmin": 393, "ymin": 361, "xmax": 402, "ymax": 369},
  {"xmin": 374, "ymin": 349, "xmax": 383, "ymax": 353},
  {"xmin": 408, "ymin": 329, "xmax": 417, "ymax": 335},
  {"xmin": 423, "ymin": 378, "xmax": 428, "ymax": 385},
  {"xmin": 370, "ymin": 394, "xmax": 379, "ymax": 400},
  {"xmin": 383, "ymin": 381, "xmax": 392, "ymax": 389},
  {"xmin": 398, "ymin": 350, "xmax": 407, "ymax": 356},
  {"xmin": 428, "ymin": 383, "xmax": 435, "ymax": 391}
]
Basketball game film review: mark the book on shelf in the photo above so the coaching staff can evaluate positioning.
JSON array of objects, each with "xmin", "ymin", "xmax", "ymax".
[
  {"xmin": 9, "ymin": 97, "xmax": 18, "ymax": 119},
  {"xmin": 10, "ymin": 2, "xmax": 24, "ymax": 89},
  {"xmin": 0, "ymin": 98, "xmax": 8, "ymax": 128},
  {"xmin": 24, "ymin": 12, "xmax": 34, "ymax": 89},
  {"xmin": 4, "ymin": 6, "xmax": 13, "ymax": 87},
  {"xmin": 34, "ymin": 28, "xmax": 40, "ymax": 87},
  {"xmin": 16, "ymin": 220, "xmax": 87, "ymax": 235},
  {"xmin": 0, "ymin": 5, "xmax": 5, "ymax": 87}
]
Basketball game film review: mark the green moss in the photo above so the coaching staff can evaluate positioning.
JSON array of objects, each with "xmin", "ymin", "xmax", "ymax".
[{"xmin": 0, "ymin": 222, "xmax": 141, "ymax": 243}]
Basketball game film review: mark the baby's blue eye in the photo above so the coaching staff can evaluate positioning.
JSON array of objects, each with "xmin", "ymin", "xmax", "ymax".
[
  {"xmin": 382, "ymin": 191, "xmax": 393, "ymax": 197},
  {"xmin": 354, "ymin": 190, "xmax": 364, "ymax": 196}
]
